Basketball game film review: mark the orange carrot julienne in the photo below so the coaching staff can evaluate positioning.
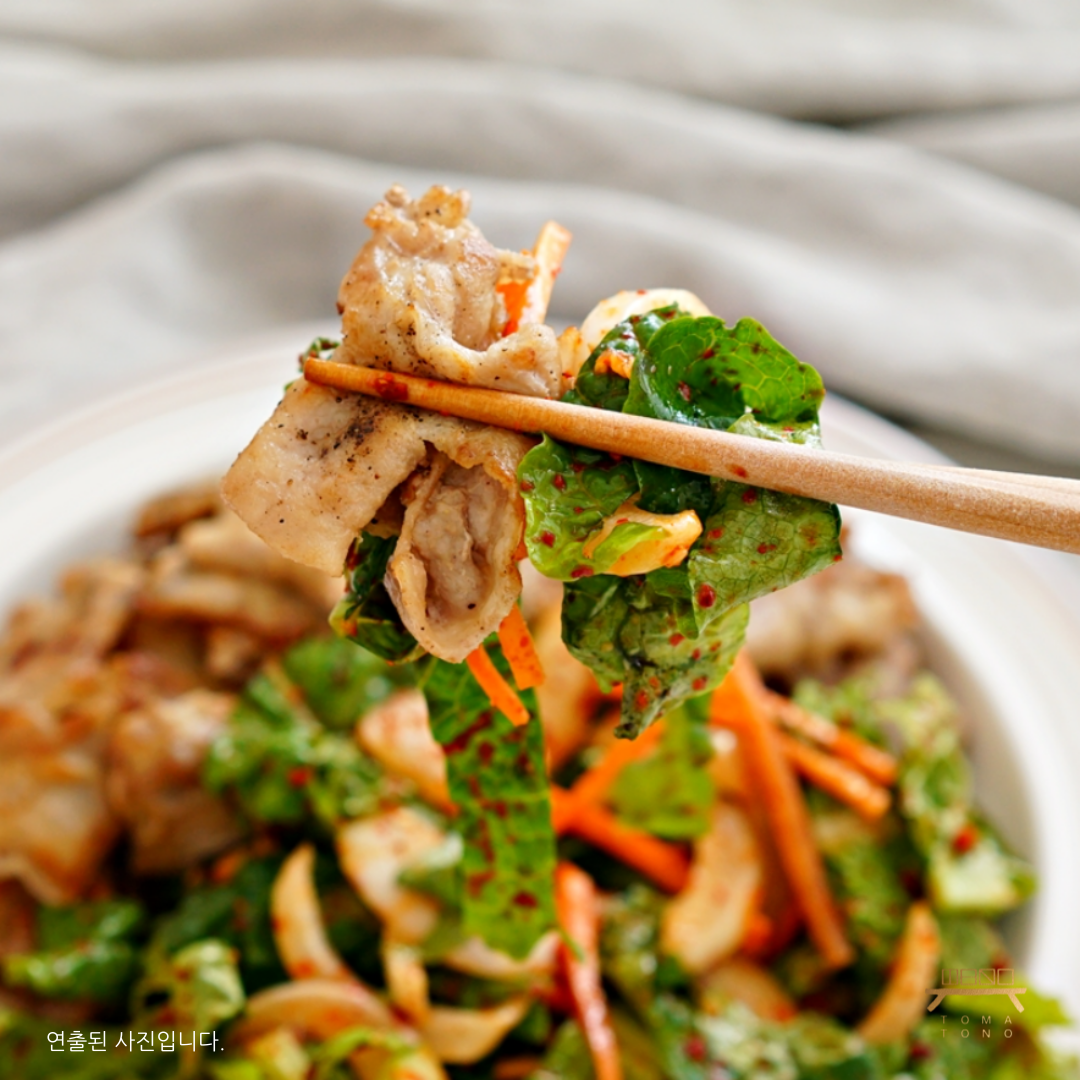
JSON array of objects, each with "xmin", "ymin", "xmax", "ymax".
[
  {"xmin": 764, "ymin": 689, "xmax": 898, "ymax": 787},
  {"xmin": 466, "ymin": 646, "xmax": 530, "ymax": 727},
  {"xmin": 498, "ymin": 220, "xmax": 572, "ymax": 336},
  {"xmin": 497, "ymin": 605, "xmax": 546, "ymax": 691},
  {"xmin": 778, "ymin": 732, "xmax": 891, "ymax": 821},
  {"xmin": 555, "ymin": 863, "xmax": 623, "ymax": 1080},
  {"xmin": 711, "ymin": 653, "xmax": 854, "ymax": 970},
  {"xmin": 550, "ymin": 787, "xmax": 690, "ymax": 894},
  {"xmin": 569, "ymin": 720, "xmax": 665, "ymax": 805}
]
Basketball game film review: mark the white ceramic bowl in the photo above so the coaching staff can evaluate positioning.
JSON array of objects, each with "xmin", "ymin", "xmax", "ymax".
[{"xmin": 2, "ymin": 326, "xmax": 1079, "ymax": 1034}]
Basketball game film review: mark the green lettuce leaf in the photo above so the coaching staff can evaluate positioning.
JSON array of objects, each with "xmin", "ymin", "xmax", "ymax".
[
  {"xmin": 150, "ymin": 855, "xmax": 286, "ymax": 992},
  {"xmin": 687, "ymin": 482, "xmax": 841, "ymax": 621},
  {"xmin": 608, "ymin": 701, "xmax": 715, "ymax": 839},
  {"xmin": 520, "ymin": 438, "xmax": 648, "ymax": 580},
  {"xmin": 561, "ymin": 573, "xmax": 748, "ymax": 737},
  {"xmin": 282, "ymin": 635, "xmax": 412, "ymax": 730},
  {"xmin": 1, "ymin": 900, "xmax": 145, "ymax": 1004},
  {"xmin": 204, "ymin": 662, "xmax": 384, "ymax": 829},
  {"xmin": 133, "ymin": 939, "xmax": 245, "ymax": 1035},
  {"xmin": 330, "ymin": 534, "xmax": 424, "ymax": 663},
  {"xmin": 420, "ymin": 645, "xmax": 557, "ymax": 959},
  {"xmin": 880, "ymin": 675, "xmax": 1036, "ymax": 915},
  {"xmin": 797, "ymin": 674, "xmax": 1037, "ymax": 917},
  {"xmin": 520, "ymin": 309, "xmax": 841, "ymax": 738}
]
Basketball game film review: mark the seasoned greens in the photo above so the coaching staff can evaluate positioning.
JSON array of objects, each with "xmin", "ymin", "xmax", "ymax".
[
  {"xmin": 421, "ymin": 646, "xmax": 557, "ymax": 959},
  {"xmin": 521, "ymin": 307, "xmax": 841, "ymax": 736}
]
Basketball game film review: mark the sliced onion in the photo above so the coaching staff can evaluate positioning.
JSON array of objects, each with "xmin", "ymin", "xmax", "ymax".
[
  {"xmin": 336, "ymin": 807, "xmax": 443, "ymax": 944},
  {"xmin": 661, "ymin": 802, "xmax": 763, "ymax": 974},
  {"xmin": 858, "ymin": 901, "xmax": 940, "ymax": 1046},
  {"xmin": 420, "ymin": 998, "xmax": 530, "ymax": 1065},
  {"xmin": 443, "ymin": 931, "xmax": 558, "ymax": 983},
  {"xmin": 356, "ymin": 691, "xmax": 452, "ymax": 812},
  {"xmin": 271, "ymin": 843, "xmax": 355, "ymax": 982}
]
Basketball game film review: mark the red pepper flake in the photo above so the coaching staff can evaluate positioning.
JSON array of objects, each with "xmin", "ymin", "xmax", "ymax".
[
  {"xmin": 708, "ymin": 528, "xmax": 724, "ymax": 540},
  {"xmin": 757, "ymin": 543, "xmax": 777, "ymax": 554},
  {"xmin": 684, "ymin": 1035, "xmax": 707, "ymax": 1063},
  {"xmin": 634, "ymin": 689, "xmax": 650, "ymax": 711},
  {"xmin": 669, "ymin": 633, "xmax": 685, "ymax": 646},
  {"xmin": 678, "ymin": 381, "xmax": 693, "ymax": 402},
  {"xmin": 478, "ymin": 742, "xmax": 495, "ymax": 766},
  {"xmin": 833, "ymin": 552, "xmax": 843, "ymax": 562},
  {"xmin": 952, "ymin": 823, "xmax": 979, "ymax": 855},
  {"xmin": 700, "ymin": 347, "xmax": 715, "ymax": 359},
  {"xmin": 467, "ymin": 871, "xmax": 495, "ymax": 897},
  {"xmin": 909, "ymin": 1042, "xmax": 934, "ymax": 1063},
  {"xmin": 553, "ymin": 474, "xmax": 567, "ymax": 491},
  {"xmin": 572, "ymin": 461, "xmax": 586, "ymax": 473},
  {"xmin": 570, "ymin": 565, "xmax": 594, "ymax": 579},
  {"xmin": 741, "ymin": 489, "xmax": 758, "ymax": 504},
  {"xmin": 512, "ymin": 890, "xmax": 539, "ymax": 909},
  {"xmin": 616, "ymin": 517, "xmax": 629, "ymax": 525},
  {"xmin": 520, "ymin": 480, "xmax": 535, "ymax": 492},
  {"xmin": 443, "ymin": 712, "xmax": 494, "ymax": 755},
  {"xmin": 730, "ymin": 464, "xmax": 748, "ymax": 479},
  {"xmin": 287, "ymin": 766, "xmax": 313, "ymax": 788},
  {"xmin": 692, "ymin": 676, "xmax": 708, "ymax": 692},
  {"xmin": 696, "ymin": 583, "xmax": 717, "ymax": 608},
  {"xmin": 540, "ymin": 531, "xmax": 556, "ymax": 547},
  {"xmin": 372, "ymin": 373, "xmax": 409, "ymax": 402},
  {"xmin": 691, "ymin": 649, "xmax": 701, "ymax": 661},
  {"xmin": 573, "ymin": 506, "xmax": 584, "ymax": 514}
]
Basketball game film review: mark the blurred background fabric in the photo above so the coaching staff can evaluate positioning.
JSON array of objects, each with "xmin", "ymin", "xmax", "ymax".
[{"xmin": 3, "ymin": 0, "xmax": 1080, "ymax": 472}]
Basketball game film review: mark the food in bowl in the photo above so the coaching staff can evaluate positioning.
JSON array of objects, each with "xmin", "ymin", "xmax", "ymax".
[{"xmin": 0, "ymin": 186, "xmax": 1075, "ymax": 1079}]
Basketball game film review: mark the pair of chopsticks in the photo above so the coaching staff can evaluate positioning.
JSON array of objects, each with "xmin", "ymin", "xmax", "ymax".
[{"xmin": 303, "ymin": 359, "xmax": 1080, "ymax": 557}]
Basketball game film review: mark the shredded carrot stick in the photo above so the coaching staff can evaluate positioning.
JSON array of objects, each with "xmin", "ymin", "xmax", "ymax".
[
  {"xmin": 498, "ymin": 220, "xmax": 573, "ymax": 335},
  {"xmin": 778, "ymin": 733, "xmax": 891, "ymax": 821},
  {"xmin": 711, "ymin": 653, "xmax": 854, "ymax": 970},
  {"xmin": 555, "ymin": 863, "xmax": 623, "ymax": 1080},
  {"xmin": 550, "ymin": 787, "xmax": 690, "ymax": 893},
  {"xmin": 764, "ymin": 689, "xmax": 898, "ymax": 787},
  {"xmin": 570, "ymin": 720, "xmax": 665, "ymax": 805},
  {"xmin": 497, "ymin": 605, "xmax": 546, "ymax": 691},
  {"xmin": 520, "ymin": 221, "xmax": 572, "ymax": 327},
  {"xmin": 466, "ymin": 646, "xmax": 530, "ymax": 727},
  {"xmin": 740, "ymin": 910, "xmax": 774, "ymax": 958}
]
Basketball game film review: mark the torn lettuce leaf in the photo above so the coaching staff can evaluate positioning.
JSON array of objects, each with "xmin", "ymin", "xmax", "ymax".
[
  {"xmin": 282, "ymin": 634, "xmax": 413, "ymax": 730},
  {"xmin": 330, "ymin": 533, "xmax": 424, "ymax": 664},
  {"xmin": 204, "ymin": 662, "xmax": 384, "ymax": 829},
  {"xmin": 880, "ymin": 674, "xmax": 1036, "ymax": 915},
  {"xmin": 420, "ymin": 644, "xmax": 557, "ymax": 959},
  {"xmin": 560, "ymin": 569, "xmax": 748, "ymax": 738},
  {"xmin": 608, "ymin": 701, "xmax": 715, "ymax": 840},
  {"xmin": 798, "ymin": 673, "xmax": 1036, "ymax": 917},
  {"xmin": 133, "ymin": 939, "xmax": 245, "ymax": 1036},
  {"xmin": 150, "ymin": 855, "xmax": 287, "ymax": 993},
  {"xmin": 519, "ymin": 437, "xmax": 648, "ymax": 581},
  {"xmin": 1, "ymin": 900, "xmax": 145, "ymax": 1004},
  {"xmin": 521, "ymin": 308, "xmax": 841, "ymax": 737}
]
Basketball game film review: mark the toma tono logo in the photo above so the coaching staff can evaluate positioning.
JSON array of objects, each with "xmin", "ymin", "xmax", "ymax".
[{"xmin": 927, "ymin": 968, "xmax": 1025, "ymax": 1039}]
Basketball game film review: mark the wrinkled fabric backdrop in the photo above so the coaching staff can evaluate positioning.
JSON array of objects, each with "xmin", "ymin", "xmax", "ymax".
[{"xmin": 3, "ymin": 0, "xmax": 1080, "ymax": 479}]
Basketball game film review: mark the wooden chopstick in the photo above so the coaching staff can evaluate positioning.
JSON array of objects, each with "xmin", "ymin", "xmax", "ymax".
[{"xmin": 303, "ymin": 359, "xmax": 1080, "ymax": 557}]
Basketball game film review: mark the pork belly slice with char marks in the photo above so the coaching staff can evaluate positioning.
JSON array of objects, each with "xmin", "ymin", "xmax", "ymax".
[
  {"xmin": 334, "ymin": 184, "xmax": 561, "ymax": 399},
  {"xmin": 222, "ymin": 380, "xmax": 535, "ymax": 661}
]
